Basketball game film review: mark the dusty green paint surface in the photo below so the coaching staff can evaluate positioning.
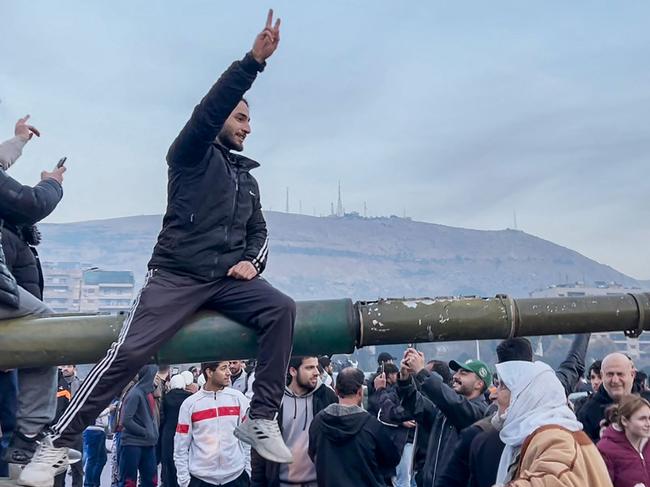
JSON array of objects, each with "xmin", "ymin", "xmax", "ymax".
[
  {"xmin": 0, "ymin": 294, "xmax": 648, "ymax": 369},
  {"xmin": 0, "ymin": 299, "xmax": 356, "ymax": 369},
  {"xmin": 358, "ymin": 293, "xmax": 650, "ymax": 345}
]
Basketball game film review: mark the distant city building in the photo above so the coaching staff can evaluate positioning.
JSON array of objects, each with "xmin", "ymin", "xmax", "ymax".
[
  {"xmin": 43, "ymin": 262, "xmax": 135, "ymax": 313},
  {"xmin": 529, "ymin": 280, "xmax": 638, "ymax": 298},
  {"xmin": 530, "ymin": 281, "xmax": 647, "ymax": 360}
]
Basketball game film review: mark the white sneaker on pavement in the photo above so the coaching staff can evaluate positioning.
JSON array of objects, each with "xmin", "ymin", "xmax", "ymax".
[
  {"xmin": 16, "ymin": 436, "xmax": 78, "ymax": 487},
  {"xmin": 234, "ymin": 418, "xmax": 293, "ymax": 464}
]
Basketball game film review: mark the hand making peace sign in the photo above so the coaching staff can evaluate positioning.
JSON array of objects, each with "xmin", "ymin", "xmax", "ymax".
[{"xmin": 251, "ymin": 9, "xmax": 281, "ymax": 64}]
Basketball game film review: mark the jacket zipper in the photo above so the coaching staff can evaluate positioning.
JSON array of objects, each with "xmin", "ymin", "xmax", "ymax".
[
  {"xmin": 639, "ymin": 449, "xmax": 649, "ymax": 485},
  {"xmin": 432, "ymin": 416, "xmax": 446, "ymax": 482},
  {"xmin": 225, "ymin": 166, "xmax": 240, "ymax": 246}
]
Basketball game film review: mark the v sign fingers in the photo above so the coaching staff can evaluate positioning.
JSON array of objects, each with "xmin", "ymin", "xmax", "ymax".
[
  {"xmin": 266, "ymin": 9, "xmax": 273, "ymax": 29},
  {"xmin": 251, "ymin": 10, "xmax": 282, "ymax": 63}
]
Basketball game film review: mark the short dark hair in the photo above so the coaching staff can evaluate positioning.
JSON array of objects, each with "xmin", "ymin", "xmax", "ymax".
[
  {"xmin": 336, "ymin": 367, "xmax": 365, "ymax": 397},
  {"xmin": 201, "ymin": 361, "xmax": 228, "ymax": 380},
  {"xmin": 428, "ymin": 360, "xmax": 453, "ymax": 385},
  {"xmin": 588, "ymin": 360, "xmax": 602, "ymax": 378},
  {"xmin": 496, "ymin": 338, "xmax": 533, "ymax": 363},
  {"xmin": 383, "ymin": 363, "xmax": 399, "ymax": 375},
  {"xmin": 289, "ymin": 356, "xmax": 317, "ymax": 371},
  {"xmin": 318, "ymin": 356, "xmax": 331, "ymax": 368},
  {"xmin": 241, "ymin": 97, "xmax": 249, "ymax": 107},
  {"xmin": 634, "ymin": 371, "xmax": 648, "ymax": 392}
]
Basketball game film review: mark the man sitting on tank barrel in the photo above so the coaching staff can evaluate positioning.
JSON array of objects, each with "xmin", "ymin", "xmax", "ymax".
[{"xmin": 18, "ymin": 10, "xmax": 296, "ymax": 487}]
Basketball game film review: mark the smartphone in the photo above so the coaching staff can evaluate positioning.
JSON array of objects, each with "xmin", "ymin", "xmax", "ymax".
[
  {"xmin": 56, "ymin": 157, "xmax": 67, "ymax": 169},
  {"xmin": 380, "ymin": 363, "xmax": 385, "ymax": 375}
]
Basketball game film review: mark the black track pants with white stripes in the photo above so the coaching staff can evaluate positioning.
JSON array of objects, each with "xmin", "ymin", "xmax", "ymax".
[{"xmin": 52, "ymin": 269, "xmax": 295, "ymax": 447}]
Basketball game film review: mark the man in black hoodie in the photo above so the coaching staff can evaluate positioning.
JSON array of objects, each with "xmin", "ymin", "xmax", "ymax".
[
  {"xmin": 21, "ymin": 12, "xmax": 295, "ymax": 487},
  {"xmin": 308, "ymin": 367, "xmax": 400, "ymax": 487},
  {"xmin": 119, "ymin": 365, "xmax": 159, "ymax": 487}
]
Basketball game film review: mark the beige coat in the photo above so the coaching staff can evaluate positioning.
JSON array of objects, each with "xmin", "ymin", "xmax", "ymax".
[{"xmin": 507, "ymin": 425, "xmax": 613, "ymax": 487}]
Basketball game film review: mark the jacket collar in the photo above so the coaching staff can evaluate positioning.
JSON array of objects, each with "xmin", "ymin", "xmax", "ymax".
[
  {"xmin": 214, "ymin": 143, "xmax": 260, "ymax": 171},
  {"xmin": 595, "ymin": 384, "xmax": 614, "ymax": 404}
]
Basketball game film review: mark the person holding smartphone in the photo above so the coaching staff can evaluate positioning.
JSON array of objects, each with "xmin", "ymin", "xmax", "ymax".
[{"xmin": 0, "ymin": 115, "xmax": 72, "ymax": 473}]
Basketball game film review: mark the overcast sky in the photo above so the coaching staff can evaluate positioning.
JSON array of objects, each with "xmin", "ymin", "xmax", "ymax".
[{"xmin": 2, "ymin": 1, "xmax": 649, "ymax": 279}]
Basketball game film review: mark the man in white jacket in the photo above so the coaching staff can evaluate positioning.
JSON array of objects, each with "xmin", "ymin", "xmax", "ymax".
[{"xmin": 174, "ymin": 361, "xmax": 251, "ymax": 487}]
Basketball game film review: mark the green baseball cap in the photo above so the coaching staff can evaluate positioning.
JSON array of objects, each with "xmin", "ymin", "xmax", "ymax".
[{"xmin": 449, "ymin": 359, "xmax": 492, "ymax": 386}]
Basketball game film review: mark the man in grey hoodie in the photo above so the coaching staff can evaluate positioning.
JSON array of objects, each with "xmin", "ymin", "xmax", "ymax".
[
  {"xmin": 251, "ymin": 356, "xmax": 337, "ymax": 487},
  {"xmin": 119, "ymin": 365, "xmax": 159, "ymax": 487}
]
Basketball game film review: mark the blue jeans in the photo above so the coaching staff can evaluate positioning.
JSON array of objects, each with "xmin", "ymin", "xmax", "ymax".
[
  {"xmin": 83, "ymin": 429, "xmax": 107, "ymax": 487},
  {"xmin": 111, "ymin": 432, "xmax": 122, "ymax": 487},
  {"xmin": 393, "ymin": 441, "xmax": 414, "ymax": 487},
  {"xmin": 118, "ymin": 445, "xmax": 157, "ymax": 487}
]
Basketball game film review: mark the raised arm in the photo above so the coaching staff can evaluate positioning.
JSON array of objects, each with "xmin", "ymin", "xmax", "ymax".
[
  {"xmin": 404, "ymin": 349, "xmax": 486, "ymax": 429},
  {"xmin": 167, "ymin": 10, "xmax": 281, "ymax": 167},
  {"xmin": 555, "ymin": 333, "xmax": 590, "ymax": 395},
  {"xmin": 0, "ymin": 168, "xmax": 64, "ymax": 226},
  {"xmin": 0, "ymin": 115, "xmax": 40, "ymax": 170}
]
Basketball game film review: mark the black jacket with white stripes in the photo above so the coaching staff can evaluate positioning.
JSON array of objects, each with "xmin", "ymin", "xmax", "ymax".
[{"xmin": 149, "ymin": 52, "xmax": 269, "ymax": 280}]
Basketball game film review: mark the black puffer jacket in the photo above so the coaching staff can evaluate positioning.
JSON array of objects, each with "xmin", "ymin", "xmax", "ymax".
[
  {"xmin": 0, "ymin": 169, "xmax": 63, "ymax": 304},
  {"xmin": 2, "ymin": 225, "xmax": 44, "ymax": 299},
  {"xmin": 0, "ymin": 227, "xmax": 18, "ymax": 308},
  {"xmin": 149, "ymin": 52, "xmax": 269, "ymax": 281}
]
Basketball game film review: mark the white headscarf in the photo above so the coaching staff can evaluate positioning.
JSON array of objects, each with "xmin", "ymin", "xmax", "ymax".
[
  {"xmin": 495, "ymin": 360, "xmax": 582, "ymax": 485},
  {"xmin": 180, "ymin": 370, "xmax": 194, "ymax": 386},
  {"xmin": 169, "ymin": 374, "xmax": 186, "ymax": 390}
]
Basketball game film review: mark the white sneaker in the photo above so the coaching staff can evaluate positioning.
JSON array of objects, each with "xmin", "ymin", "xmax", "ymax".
[
  {"xmin": 234, "ymin": 418, "xmax": 293, "ymax": 464},
  {"xmin": 16, "ymin": 437, "xmax": 74, "ymax": 487}
]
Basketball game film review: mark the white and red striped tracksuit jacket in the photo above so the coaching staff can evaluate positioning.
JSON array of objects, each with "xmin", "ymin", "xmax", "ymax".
[{"xmin": 173, "ymin": 387, "xmax": 250, "ymax": 487}]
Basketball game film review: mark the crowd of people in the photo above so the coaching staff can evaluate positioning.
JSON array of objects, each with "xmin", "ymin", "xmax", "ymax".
[
  {"xmin": 2, "ymin": 8, "xmax": 650, "ymax": 487},
  {"xmin": 3, "ymin": 337, "xmax": 650, "ymax": 487}
]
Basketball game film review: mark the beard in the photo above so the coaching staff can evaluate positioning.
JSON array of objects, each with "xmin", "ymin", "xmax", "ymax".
[
  {"xmin": 217, "ymin": 129, "xmax": 243, "ymax": 152},
  {"xmin": 453, "ymin": 380, "xmax": 473, "ymax": 397},
  {"xmin": 297, "ymin": 374, "xmax": 317, "ymax": 392}
]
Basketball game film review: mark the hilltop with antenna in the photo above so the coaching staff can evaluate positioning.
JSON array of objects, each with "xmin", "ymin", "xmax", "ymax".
[{"xmin": 38, "ymin": 211, "xmax": 645, "ymax": 301}]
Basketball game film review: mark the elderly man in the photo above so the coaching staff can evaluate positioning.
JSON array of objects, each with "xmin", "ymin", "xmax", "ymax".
[{"xmin": 577, "ymin": 352, "xmax": 636, "ymax": 442}]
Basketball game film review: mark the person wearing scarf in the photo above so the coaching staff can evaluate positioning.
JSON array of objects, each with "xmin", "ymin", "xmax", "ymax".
[{"xmin": 493, "ymin": 360, "xmax": 612, "ymax": 487}]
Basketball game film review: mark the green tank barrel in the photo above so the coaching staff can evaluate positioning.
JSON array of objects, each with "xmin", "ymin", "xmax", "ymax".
[
  {"xmin": 0, "ymin": 293, "xmax": 648, "ymax": 369},
  {"xmin": 356, "ymin": 293, "xmax": 650, "ymax": 345}
]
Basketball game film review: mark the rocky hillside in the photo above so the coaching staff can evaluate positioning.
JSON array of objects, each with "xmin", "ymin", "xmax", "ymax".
[{"xmin": 38, "ymin": 212, "xmax": 643, "ymax": 300}]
